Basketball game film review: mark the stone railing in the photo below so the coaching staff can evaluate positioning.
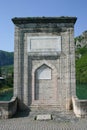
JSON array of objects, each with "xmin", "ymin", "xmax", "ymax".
[
  {"xmin": 72, "ymin": 96, "xmax": 87, "ymax": 117},
  {"xmin": 0, "ymin": 97, "xmax": 17, "ymax": 119}
]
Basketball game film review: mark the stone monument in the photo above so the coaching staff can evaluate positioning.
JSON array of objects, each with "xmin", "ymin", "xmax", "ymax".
[{"xmin": 12, "ymin": 17, "xmax": 77, "ymax": 111}]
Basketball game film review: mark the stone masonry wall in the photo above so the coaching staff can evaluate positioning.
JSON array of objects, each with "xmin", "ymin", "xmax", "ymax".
[
  {"xmin": 0, "ymin": 97, "xmax": 17, "ymax": 119},
  {"xmin": 13, "ymin": 17, "xmax": 77, "ymax": 111}
]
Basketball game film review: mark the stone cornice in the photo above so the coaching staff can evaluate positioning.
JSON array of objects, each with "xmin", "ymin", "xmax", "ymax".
[{"xmin": 12, "ymin": 17, "xmax": 77, "ymax": 25}]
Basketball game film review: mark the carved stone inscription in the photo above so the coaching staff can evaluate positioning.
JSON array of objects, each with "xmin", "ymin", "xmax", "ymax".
[{"xmin": 27, "ymin": 36, "xmax": 61, "ymax": 52}]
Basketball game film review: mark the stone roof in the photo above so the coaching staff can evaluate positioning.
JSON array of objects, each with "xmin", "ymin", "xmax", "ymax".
[{"xmin": 12, "ymin": 16, "xmax": 77, "ymax": 24}]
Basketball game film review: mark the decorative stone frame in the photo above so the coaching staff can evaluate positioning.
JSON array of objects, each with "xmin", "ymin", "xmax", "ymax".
[
  {"xmin": 31, "ymin": 60, "xmax": 58, "ymax": 106},
  {"xmin": 35, "ymin": 64, "xmax": 52, "ymax": 80}
]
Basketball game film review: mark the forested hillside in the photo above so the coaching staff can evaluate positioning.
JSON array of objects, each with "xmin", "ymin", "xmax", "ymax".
[
  {"xmin": 0, "ymin": 50, "xmax": 13, "ymax": 66},
  {"xmin": 76, "ymin": 47, "xmax": 87, "ymax": 83},
  {"xmin": 75, "ymin": 31, "xmax": 87, "ymax": 84}
]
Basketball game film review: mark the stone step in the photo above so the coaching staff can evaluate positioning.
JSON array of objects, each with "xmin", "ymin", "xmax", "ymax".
[{"xmin": 30, "ymin": 105, "xmax": 61, "ymax": 111}]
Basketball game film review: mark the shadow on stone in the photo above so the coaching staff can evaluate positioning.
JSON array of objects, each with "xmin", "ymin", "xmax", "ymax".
[
  {"xmin": 13, "ymin": 109, "xmax": 31, "ymax": 118},
  {"xmin": 13, "ymin": 100, "xmax": 31, "ymax": 118}
]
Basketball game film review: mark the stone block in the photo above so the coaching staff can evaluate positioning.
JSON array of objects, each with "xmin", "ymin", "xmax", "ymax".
[{"xmin": 36, "ymin": 114, "xmax": 52, "ymax": 120}]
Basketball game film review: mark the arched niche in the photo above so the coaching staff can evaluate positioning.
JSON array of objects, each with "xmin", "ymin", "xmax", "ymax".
[{"xmin": 36, "ymin": 64, "xmax": 52, "ymax": 80}]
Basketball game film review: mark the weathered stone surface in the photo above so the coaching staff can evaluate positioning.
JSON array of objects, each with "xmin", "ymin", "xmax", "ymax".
[
  {"xmin": 36, "ymin": 114, "xmax": 52, "ymax": 120},
  {"xmin": 72, "ymin": 97, "xmax": 87, "ymax": 117},
  {"xmin": 27, "ymin": 36, "xmax": 61, "ymax": 52},
  {"xmin": 12, "ymin": 17, "xmax": 77, "ymax": 24},
  {"xmin": 0, "ymin": 97, "xmax": 17, "ymax": 119},
  {"xmin": 1, "ymin": 111, "xmax": 87, "ymax": 130},
  {"xmin": 12, "ymin": 17, "xmax": 77, "ymax": 112}
]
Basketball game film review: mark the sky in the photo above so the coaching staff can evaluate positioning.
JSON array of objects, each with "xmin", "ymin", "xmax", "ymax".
[{"xmin": 0, "ymin": 0, "xmax": 87, "ymax": 52}]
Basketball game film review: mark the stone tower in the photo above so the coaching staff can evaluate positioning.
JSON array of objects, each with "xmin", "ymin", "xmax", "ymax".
[{"xmin": 12, "ymin": 17, "xmax": 77, "ymax": 111}]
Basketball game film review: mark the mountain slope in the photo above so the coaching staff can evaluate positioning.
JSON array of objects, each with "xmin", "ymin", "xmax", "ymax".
[
  {"xmin": 75, "ymin": 30, "xmax": 87, "ymax": 48},
  {"xmin": 0, "ymin": 50, "xmax": 13, "ymax": 66}
]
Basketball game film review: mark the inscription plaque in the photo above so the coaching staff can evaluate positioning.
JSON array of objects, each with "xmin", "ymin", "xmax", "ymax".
[{"xmin": 27, "ymin": 36, "xmax": 61, "ymax": 52}]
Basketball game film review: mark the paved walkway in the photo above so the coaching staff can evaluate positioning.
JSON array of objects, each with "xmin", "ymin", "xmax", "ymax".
[{"xmin": 0, "ymin": 110, "xmax": 87, "ymax": 130}]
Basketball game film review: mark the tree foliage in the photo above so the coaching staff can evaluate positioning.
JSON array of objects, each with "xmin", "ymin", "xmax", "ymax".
[{"xmin": 76, "ymin": 47, "xmax": 87, "ymax": 83}]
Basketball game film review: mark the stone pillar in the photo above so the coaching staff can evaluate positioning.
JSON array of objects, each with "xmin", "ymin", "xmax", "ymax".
[{"xmin": 12, "ymin": 17, "xmax": 77, "ymax": 111}]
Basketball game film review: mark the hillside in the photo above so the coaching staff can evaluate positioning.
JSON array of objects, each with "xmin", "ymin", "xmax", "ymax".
[
  {"xmin": 76, "ymin": 47, "xmax": 87, "ymax": 83},
  {"xmin": 75, "ymin": 31, "xmax": 87, "ymax": 83},
  {"xmin": 0, "ymin": 50, "xmax": 13, "ymax": 89},
  {"xmin": 75, "ymin": 30, "xmax": 87, "ymax": 48},
  {"xmin": 0, "ymin": 50, "xmax": 13, "ymax": 66}
]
